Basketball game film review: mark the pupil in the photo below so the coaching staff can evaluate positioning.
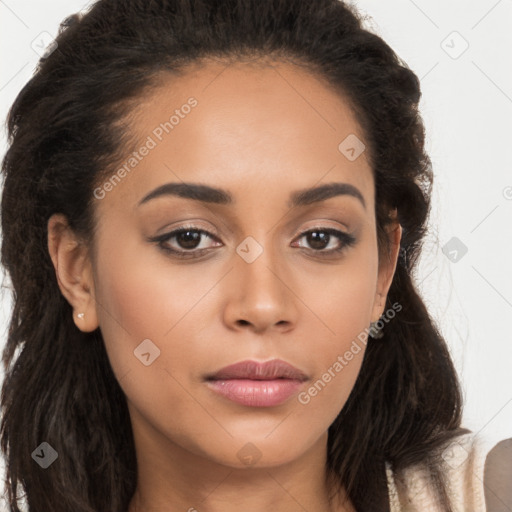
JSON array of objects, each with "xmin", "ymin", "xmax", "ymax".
[
  {"xmin": 177, "ymin": 230, "xmax": 201, "ymax": 249},
  {"xmin": 308, "ymin": 231, "xmax": 329, "ymax": 250}
]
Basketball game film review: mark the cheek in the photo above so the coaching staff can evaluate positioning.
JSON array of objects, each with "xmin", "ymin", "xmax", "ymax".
[
  {"xmin": 301, "ymin": 303, "xmax": 369, "ymax": 410},
  {"xmin": 294, "ymin": 251, "xmax": 377, "ymax": 419},
  {"xmin": 295, "ymin": 350, "xmax": 365, "ymax": 439},
  {"xmin": 91, "ymin": 232, "xmax": 213, "ymax": 382},
  {"xmin": 292, "ymin": 304, "xmax": 370, "ymax": 441},
  {"xmin": 92, "ymin": 246, "xmax": 212, "ymax": 448},
  {"xmin": 304, "ymin": 246, "xmax": 378, "ymax": 342}
]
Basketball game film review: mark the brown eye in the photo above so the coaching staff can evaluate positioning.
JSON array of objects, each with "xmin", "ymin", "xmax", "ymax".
[
  {"xmin": 305, "ymin": 231, "xmax": 331, "ymax": 250},
  {"xmin": 149, "ymin": 226, "xmax": 222, "ymax": 258},
  {"xmin": 174, "ymin": 230, "xmax": 203, "ymax": 250},
  {"xmin": 293, "ymin": 227, "xmax": 356, "ymax": 255}
]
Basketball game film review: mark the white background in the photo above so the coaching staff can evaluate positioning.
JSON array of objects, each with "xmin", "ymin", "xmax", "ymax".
[{"xmin": 1, "ymin": 0, "xmax": 511, "ymax": 506}]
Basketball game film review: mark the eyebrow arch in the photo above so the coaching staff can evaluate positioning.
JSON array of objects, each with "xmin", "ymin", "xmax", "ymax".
[
  {"xmin": 289, "ymin": 182, "xmax": 366, "ymax": 209},
  {"xmin": 138, "ymin": 182, "xmax": 232, "ymax": 206},
  {"xmin": 137, "ymin": 181, "xmax": 366, "ymax": 209}
]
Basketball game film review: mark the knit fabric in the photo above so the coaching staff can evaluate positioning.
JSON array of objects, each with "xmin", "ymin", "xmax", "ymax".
[{"xmin": 386, "ymin": 432, "xmax": 499, "ymax": 511}]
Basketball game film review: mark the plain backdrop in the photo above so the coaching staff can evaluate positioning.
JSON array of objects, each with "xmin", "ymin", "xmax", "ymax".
[{"xmin": 0, "ymin": 0, "xmax": 511, "ymax": 506}]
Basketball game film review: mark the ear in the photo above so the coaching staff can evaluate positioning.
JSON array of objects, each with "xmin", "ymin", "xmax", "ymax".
[
  {"xmin": 371, "ymin": 209, "xmax": 402, "ymax": 323},
  {"xmin": 47, "ymin": 213, "xmax": 99, "ymax": 332}
]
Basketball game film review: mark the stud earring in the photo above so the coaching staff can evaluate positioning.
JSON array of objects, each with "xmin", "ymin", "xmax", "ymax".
[
  {"xmin": 77, "ymin": 312, "xmax": 85, "ymax": 319},
  {"xmin": 369, "ymin": 320, "xmax": 384, "ymax": 339}
]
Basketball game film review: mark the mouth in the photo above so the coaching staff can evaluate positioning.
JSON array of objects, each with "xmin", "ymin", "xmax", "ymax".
[{"xmin": 204, "ymin": 359, "xmax": 308, "ymax": 407}]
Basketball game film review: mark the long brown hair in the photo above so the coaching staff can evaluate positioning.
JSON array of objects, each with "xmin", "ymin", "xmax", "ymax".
[{"xmin": 1, "ymin": 1, "xmax": 466, "ymax": 510}]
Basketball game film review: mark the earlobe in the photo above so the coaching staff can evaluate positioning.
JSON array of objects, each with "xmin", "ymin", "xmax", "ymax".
[{"xmin": 47, "ymin": 213, "xmax": 99, "ymax": 333}]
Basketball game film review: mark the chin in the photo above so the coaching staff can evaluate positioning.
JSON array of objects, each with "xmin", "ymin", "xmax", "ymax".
[{"xmin": 195, "ymin": 431, "xmax": 322, "ymax": 470}]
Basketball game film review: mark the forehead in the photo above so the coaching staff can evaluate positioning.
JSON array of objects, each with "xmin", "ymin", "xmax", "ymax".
[{"xmin": 95, "ymin": 59, "xmax": 374, "ymax": 214}]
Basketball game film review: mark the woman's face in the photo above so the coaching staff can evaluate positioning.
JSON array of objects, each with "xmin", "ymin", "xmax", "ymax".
[{"xmin": 64, "ymin": 60, "xmax": 400, "ymax": 470}]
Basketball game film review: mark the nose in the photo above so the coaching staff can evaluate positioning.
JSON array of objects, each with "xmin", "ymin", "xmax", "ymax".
[{"xmin": 222, "ymin": 242, "xmax": 299, "ymax": 334}]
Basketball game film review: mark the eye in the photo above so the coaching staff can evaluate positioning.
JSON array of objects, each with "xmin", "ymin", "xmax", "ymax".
[
  {"xmin": 149, "ymin": 226, "xmax": 222, "ymax": 259},
  {"xmin": 292, "ymin": 227, "xmax": 356, "ymax": 256},
  {"xmin": 148, "ymin": 225, "xmax": 356, "ymax": 260}
]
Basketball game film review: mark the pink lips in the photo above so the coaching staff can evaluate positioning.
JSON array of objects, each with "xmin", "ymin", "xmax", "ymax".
[{"xmin": 205, "ymin": 359, "xmax": 308, "ymax": 407}]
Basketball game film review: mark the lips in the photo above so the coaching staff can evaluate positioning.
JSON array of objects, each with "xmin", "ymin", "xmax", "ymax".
[
  {"xmin": 205, "ymin": 359, "xmax": 308, "ymax": 407},
  {"xmin": 206, "ymin": 359, "xmax": 308, "ymax": 381}
]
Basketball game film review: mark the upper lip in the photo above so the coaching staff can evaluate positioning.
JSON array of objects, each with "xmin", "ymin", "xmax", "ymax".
[{"xmin": 206, "ymin": 359, "xmax": 308, "ymax": 381}]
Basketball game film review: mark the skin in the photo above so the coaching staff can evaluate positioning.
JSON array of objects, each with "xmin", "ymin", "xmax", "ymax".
[{"xmin": 48, "ymin": 59, "xmax": 401, "ymax": 512}]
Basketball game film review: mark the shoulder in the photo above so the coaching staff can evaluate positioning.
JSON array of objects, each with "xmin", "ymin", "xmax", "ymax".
[
  {"xmin": 386, "ymin": 431, "xmax": 504, "ymax": 512},
  {"xmin": 484, "ymin": 437, "xmax": 512, "ymax": 512}
]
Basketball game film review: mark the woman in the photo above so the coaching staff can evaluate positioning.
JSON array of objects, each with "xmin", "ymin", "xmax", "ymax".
[{"xmin": 0, "ymin": 0, "xmax": 510, "ymax": 511}]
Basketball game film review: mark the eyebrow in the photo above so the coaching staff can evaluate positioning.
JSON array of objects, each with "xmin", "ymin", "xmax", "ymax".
[{"xmin": 137, "ymin": 181, "xmax": 366, "ymax": 209}]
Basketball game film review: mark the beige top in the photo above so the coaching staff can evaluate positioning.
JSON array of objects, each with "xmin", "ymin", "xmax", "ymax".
[{"xmin": 386, "ymin": 432, "xmax": 499, "ymax": 511}]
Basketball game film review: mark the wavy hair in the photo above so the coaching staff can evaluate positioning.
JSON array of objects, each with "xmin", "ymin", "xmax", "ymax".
[{"xmin": 0, "ymin": 0, "xmax": 466, "ymax": 510}]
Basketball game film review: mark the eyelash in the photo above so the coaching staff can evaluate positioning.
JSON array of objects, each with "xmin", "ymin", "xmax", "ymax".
[{"xmin": 149, "ymin": 225, "xmax": 357, "ymax": 259}]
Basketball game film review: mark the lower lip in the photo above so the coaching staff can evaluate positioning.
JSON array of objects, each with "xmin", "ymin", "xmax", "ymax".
[{"xmin": 206, "ymin": 378, "xmax": 304, "ymax": 407}]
